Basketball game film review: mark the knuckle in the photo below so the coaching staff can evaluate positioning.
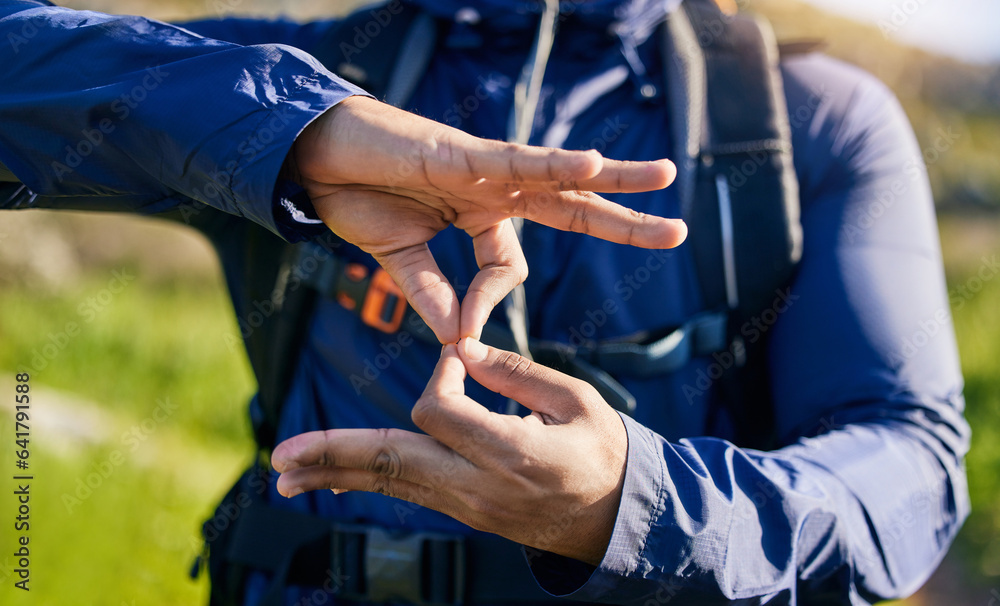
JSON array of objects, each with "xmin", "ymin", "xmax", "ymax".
[
  {"xmin": 370, "ymin": 428, "xmax": 404, "ymax": 478},
  {"xmin": 497, "ymin": 351, "xmax": 535, "ymax": 384},
  {"xmin": 569, "ymin": 204, "xmax": 590, "ymax": 234},
  {"xmin": 366, "ymin": 475, "xmax": 397, "ymax": 499},
  {"xmin": 319, "ymin": 430, "xmax": 339, "ymax": 467}
]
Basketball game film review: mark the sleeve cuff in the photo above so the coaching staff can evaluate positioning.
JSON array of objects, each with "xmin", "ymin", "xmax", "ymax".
[
  {"xmin": 272, "ymin": 179, "xmax": 327, "ymax": 242},
  {"xmin": 525, "ymin": 413, "xmax": 666, "ymax": 601},
  {"xmin": 207, "ymin": 45, "xmax": 372, "ymax": 241}
]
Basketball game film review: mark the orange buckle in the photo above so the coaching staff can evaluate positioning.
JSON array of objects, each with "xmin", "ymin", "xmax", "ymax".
[{"xmin": 361, "ymin": 268, "xmax": 407, "ymax": 333}]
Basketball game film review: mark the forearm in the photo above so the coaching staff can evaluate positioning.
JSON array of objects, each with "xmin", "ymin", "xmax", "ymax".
[{"xmin": 0, "ymin": 1, "xmax": 364, "ymax": 239}]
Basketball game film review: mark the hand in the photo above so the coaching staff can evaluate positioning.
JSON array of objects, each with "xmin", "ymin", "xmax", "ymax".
[
  {"xmin": 272, "ymin": 338, "xmax": 628, "ymax": 566},
  {"xmin": 287, "ymin": 95, "xmax": 685, "ymax": 343}
]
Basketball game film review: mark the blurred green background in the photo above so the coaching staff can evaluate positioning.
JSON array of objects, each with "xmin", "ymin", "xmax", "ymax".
[{"xmin": 1, "ymin": 0, "xmax": 998, "ymax": 604}]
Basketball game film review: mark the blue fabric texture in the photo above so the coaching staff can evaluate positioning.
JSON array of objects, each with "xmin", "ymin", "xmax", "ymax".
[
  {"xmin": 0, "ymin": 0, "xmax": 969, "ymax": 604},
  {"xmin": 0, "ymin": 0, "xmax": 366, "ymax": 239}
]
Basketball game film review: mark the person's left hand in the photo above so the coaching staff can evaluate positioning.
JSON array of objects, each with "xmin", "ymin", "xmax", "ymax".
[{"xmin": 271, "ymin": 338, "xmax": 628, "ymax": 566}]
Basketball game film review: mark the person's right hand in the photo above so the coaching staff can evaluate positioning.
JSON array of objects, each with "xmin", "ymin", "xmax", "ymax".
[{"xmin": 285, "ymin": 95, "xmax": 686, "ymax": 344}]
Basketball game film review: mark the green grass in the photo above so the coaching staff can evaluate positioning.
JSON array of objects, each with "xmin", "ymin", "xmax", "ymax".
[
  {"xmin": 0, "ymin": 274, "xmax": 256, "ymax": 447},
  {"xmin": 0, "ymin": 273, "xmax": 255, "ymax": 605},
  {"xmin": 948, "ymin": 254, "xmax": 1000, "ymax": 581}
]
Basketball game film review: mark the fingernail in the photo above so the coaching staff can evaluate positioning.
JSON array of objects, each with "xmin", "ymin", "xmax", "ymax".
[
  {"xmin": 331, "ymin": 488, "xmax": 348, "ymax": 495},
  {"xmin": 463, "ymin": 337, "xmax": 488, "ymax": 362},
  {"xmin": 286, "ymin": 487, "xmax": 302, "ymax": 498}
]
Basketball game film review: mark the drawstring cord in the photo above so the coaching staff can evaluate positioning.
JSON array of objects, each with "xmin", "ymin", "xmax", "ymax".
[{"xmin": 502, "ymin": 0, "xmax": 560, "ymax": 413}]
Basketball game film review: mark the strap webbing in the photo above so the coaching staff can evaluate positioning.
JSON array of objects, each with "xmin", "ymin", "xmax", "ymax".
[
  {"xmin": 218, "ymin": 480, "xmax": 555, "ymax": 605},
  {"xmin": 384, "ymin": 12, "xmax": 438, "ymax": 108}
]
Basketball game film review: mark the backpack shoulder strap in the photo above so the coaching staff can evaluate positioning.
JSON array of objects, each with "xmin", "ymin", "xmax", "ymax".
[
  {"xmin": 663, "ymin": 0, "xmax": 803, "ymax": 448},
  {"xmin": 665, "ymin": 0, "xmax": 802, "ymax": 316},
  {"xmin": 309, "ymin": 2, "xmax": 437, "ymax": 107},
  {"xmin": 249, "ymin": 2, "xmax": 439, "ymax": 452}
]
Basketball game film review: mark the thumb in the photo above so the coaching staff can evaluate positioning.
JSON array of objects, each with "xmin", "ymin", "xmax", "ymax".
[{"xmin": 457, "ymin": 337, "xmax": 590, "ymax": 422}]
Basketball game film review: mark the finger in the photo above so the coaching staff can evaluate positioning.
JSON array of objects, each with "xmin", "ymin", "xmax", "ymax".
[
  {"xmin": 511, "ymin": 158, "xmax": 677, "ymax": 194},
  {"xmin": 460, "ymin": 137, "xmax": 604, "ymax": 184},
  {"xmin": 519, "ymin": 189, "xmax": 688, "ymax": 250},
  {"xmin": 271, "ymin": 427, "xmax": 463, "ymax": 486},
  {"xmin": 307, "ymin": 99, "xmax": 603, "ymax": 187},
  {"xmin": 374, "ymin": 244, "xmax": 460, "ymax": 344},
  {"xmin": 458, "ymin": 337, "xmax": 593, "ymax": 423},
  {"xmin": 411, "ymin": 345, "xmax": 510, "ymax": 458},
  {"xmin": 461, "ymin": 220, "xmax": 528, "ymax": 339},
  {"xmin": 277, "ymin": 465, "xmax": 454, "ymax": 513}
]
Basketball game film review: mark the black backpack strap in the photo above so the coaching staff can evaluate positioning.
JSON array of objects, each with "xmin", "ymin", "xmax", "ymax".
[{"xmin": 664, "ymin": 0, "xmax": 803, "ymax": 448}]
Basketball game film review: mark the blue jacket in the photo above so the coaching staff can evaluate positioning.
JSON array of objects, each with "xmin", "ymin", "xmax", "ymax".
[{"xmin": 0, "ymin": 0, "xmax": 969, "ymax": 603}]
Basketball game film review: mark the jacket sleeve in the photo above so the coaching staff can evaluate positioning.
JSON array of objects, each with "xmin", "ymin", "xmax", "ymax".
[
  {"xmin": 526, "ymin": 55, "xmax": 969, "ymax": 604},
  {"xmin": 0, "ymin": 0, "xmax": 365, "ymax": 241}
]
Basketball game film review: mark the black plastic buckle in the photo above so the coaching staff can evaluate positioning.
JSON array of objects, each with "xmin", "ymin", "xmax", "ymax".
[{"xmin": 336, "ymin": 526, "xmax": 465, "ymax": 606}]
